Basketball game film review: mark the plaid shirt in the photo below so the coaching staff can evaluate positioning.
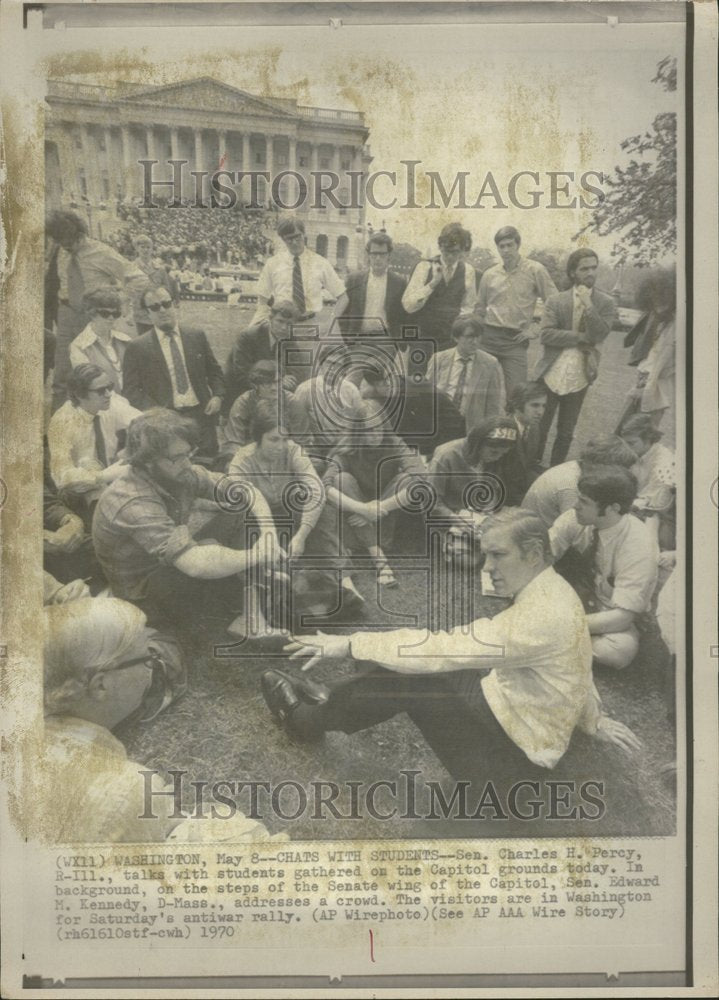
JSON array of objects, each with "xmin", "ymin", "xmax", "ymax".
[{"xmin": 92, "ymin": 464, "xmax": 220, "ymax": 600}]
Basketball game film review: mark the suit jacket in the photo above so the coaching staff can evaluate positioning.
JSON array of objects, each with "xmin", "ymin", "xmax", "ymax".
[
  {"xmin": 425, "ymin": 347, "xmax": 505, "ymax": 432},
  {"xmin": 338, "ymin": 268, "xmax": 408, "ymax": 345},
  {"xmin": 533, "ymin": 286, "xmax": 616, "ymax": 383},
  {"xmin": 122, "ymin": 325, "xmax": 225, "ymax": 411},
  {"xmin": 223, "ymin": 322, "xmax": 274, "ymax": 414}
]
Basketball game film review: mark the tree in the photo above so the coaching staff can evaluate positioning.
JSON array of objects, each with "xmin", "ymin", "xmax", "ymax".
[{"xmin": 574, "ymin": 57, "xmax": 677, "ymax": 265}]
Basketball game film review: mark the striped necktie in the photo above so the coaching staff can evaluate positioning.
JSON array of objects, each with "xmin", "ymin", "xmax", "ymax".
[
  {"xmin": 453, "ymin": 356, "xmax": 470, "ymax": 409},
  {"xmin": 292, "ymin": 256, "xmax": 306, "ymax": 315}
]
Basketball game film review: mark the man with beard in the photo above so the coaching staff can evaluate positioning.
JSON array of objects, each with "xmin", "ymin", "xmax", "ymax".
[
  {"xmin": 92, "ymin": 408, "xmax": 281, "ymax": 634},
  {"xmin": 535, "ymin": 248, "xmax": 616, "ymax": 465}
]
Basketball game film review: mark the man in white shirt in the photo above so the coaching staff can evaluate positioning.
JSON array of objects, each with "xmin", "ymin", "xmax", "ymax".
[
  {"xmin": 476, "ymin": 226, "xmax": 558, "ymax": 398},
  {"xmin": 425, "ymin": 315, "xmax": 505, "ymax": 432},
  {"xmin": 261, "ymin": 509, "xmax": 639, "ymax": 793},
  {"xmin": 402, "ymin": 222, "xmax": 477, "ymax": 359},
  {"xmin": 534, "ymin": 249, "xmax": 616, "ymax": 466},
  {"xmin": 254, "ymin": 218, "xmax": 347, "ymax": 334},
  {"xmin": 48, "ymin": 363, "xmax": 140, "ymax": 511},
  {"xmin": 549, "ymin": 466, "xmax": 659, "ymax": 670}
]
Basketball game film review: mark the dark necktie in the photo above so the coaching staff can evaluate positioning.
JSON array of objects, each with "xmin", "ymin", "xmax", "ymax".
[
  {"xmin": 67, "ymin": 252, "xmax": 85, "ymax": 312},
  {"xmin": 292, "ymin": 256, "xmax": 306, "ymax": 315},
  {"xmin": 453, "ymin": 356, "xmax": 470, "ymax": 408},
  {"xmin": 167, "ymin": 331, "xmax": 190, "ymax": 395},
  {"xmin": 93, "ymin": 414, "xmax": 108, "ymax": 468},
  {"xmin": 583, "ymin": 528, "xmax": 602, "ymax": 609}
]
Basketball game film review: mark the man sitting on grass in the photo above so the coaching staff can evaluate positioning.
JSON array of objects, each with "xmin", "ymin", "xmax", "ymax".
[
  {"xmin": 261, "ymin": 509, "xmax": 640, "ymax": 799},
  {"xmin": 549, "ymin": 465, "xmax": 659, "ymax": 670},
  {"xmin": 92, "ymin": 408, "xmax": 282, "ymax": 636}
]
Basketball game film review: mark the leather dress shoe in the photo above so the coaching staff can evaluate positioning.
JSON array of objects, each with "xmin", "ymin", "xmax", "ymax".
[{"xmin": 261, "ymin": 670, "xmax": 329, "ymax": 725}]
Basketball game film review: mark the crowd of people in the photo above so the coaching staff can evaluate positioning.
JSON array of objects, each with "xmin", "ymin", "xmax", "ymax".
[{"xmin": 42, "ymin": 207, "xmax": 678, "ymax": 839}]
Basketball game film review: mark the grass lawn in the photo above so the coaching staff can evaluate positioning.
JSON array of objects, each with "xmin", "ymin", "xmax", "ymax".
[{"xmin": 118, "ymin": 298, "xmax": 677, "ymax": 840}]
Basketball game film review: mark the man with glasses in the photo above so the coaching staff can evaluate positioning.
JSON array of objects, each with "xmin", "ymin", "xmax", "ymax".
[
  {"xmin": 70, "ymin": 286, "xmax": 132, "ymax": 392},
  {"xmin": 223, "ymin": 299, "xmax": 302, "ymax": 415},
  {"xmin": 122, "ymin": 287, "xmax": 225, "ymax": 456},
  {"xmin": 47, "ymin": 363, "xmax": 140, "ymax": 517},
  {"xmin": 338, "ymin": 232, "xmax": 408, "ymax": 363},
  {"xmin": 254, "ymin": 218, "xmax": 348, "ymax": 333},
  {"xmin": 92, "ymin": 408, "xmax": 282, "ymax": 634}
]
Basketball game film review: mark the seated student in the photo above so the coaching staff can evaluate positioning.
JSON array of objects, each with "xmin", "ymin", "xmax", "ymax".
[
  {"xmin": 228, "ymin": 404, "xmax": 363, "ymax": 616},
  {"xmin": 43, "ymin": 598, "xmax": 280, "ymax": 843},
  {"xmin": 359, "ymin": 361, "xmax": 465, "ymax": 459},
  {"xmin": 92, "ymin": 408, "xmax": 281, "ymax": 635},
  {"xmin": 496, "ymin": 380, "xmax": 548, "ymax": 505},
  {"xmin": 425, "ymin": 315, "xmax": 505, "ymax": 432},
  {"xmin": 619, "ymin": 414, "xmax": 676, "ymax": 550},
  {"xmin": 261, "ymin": 509, "xmax": 640, "ymax": 802},
  {"xmin": 290, "ymin": 353, "xmax": 365, "ymax": 461},
  {"xmin": 549, "ymin": 465, "xmax": 659, "ymax": 670},
  {"xmin": 428, "ymin": 417, "xmax": 519, "ymax": 525},
  {"xmin": 521, "ymin": 434, "xmax": 638, "ymax": 527},
  {"xmin": 69, "ymin": 286, "xmax": 131, "ymax": 393},
  {"xmin": 43, "ymin": 462, "xmax": 105, "ymax": 590},
  {"xmin": 223, "ymin": 299, "xmax": 302, "ymax": 414},
  {"xmin": 222, "ymin": 360, "xmax": 304, "ymax": 462},
  {"xmin": 48, "ymin": 363, "xmax": 140, "ymax": 517},
  {"xmin": 322, "ymin": 400, "xmax": 427, "ymax": 588}
]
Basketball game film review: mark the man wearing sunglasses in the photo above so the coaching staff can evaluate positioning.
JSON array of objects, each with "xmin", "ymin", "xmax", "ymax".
[
  {"xmin": 69, "ymin": 286, "xmax": 132, "ymax": 392},
  {"xmin": 122, "ymin": 287, "xmax": 225, "ymax": 456},
  {"xmin": 47, "ymin": 362, "xmax": 140, "ymax": 516}
]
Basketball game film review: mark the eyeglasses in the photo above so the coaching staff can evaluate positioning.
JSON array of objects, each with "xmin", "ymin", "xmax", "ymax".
[
  {"xmin": 96, "ymin": 652, "xmax": 160, "ymax": 677},
  {"xmin": 96, "ymin": 308, "xmax": 122, "ymax": 319},
  {"xmin": 368, "ymin": 251, "xmax": 389, "ymax": 257},
  {"xmin": 88, "ymin": 384, "xmax": 114, "ymax": 396},
  {"xmin": 271, "ymin": 310, "xmax": 295, "ymax": 320},
  {"xmin": 146, "ymin": 299, "xmax": 174, "ymax": 312},
  {"xmin": 282, "ymin": 232, "xmax": 304, "ymax": 241}
]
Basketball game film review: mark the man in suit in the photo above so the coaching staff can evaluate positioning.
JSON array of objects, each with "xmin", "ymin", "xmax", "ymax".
[
  {"xmin": 534, "ymin": 249, "xmax": 616, "ymax": 466},
  {"xmin": 497, "ymin": 381, "xmax": 548, "ymax": 506},
  {"xmin": 122, "ymin": 287, "xmax": 225, "ymax": 456},
  {"xmin": 426, "ymin": 315, "xmax": 505, "ymax": 433},
  {"xmin": 223, "ymin": 299, "xmax": 302, "ymax": 414},
  {"xmin": 337, "ymin": 232, "xmax": 408, "ymax": 363}
]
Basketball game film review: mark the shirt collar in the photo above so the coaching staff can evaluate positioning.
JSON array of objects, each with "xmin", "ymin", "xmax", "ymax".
[
  {"xmin": 513, "ymin": 565, "xmax": 555, "ymax": 603},
  {"xmin": 597, "ymin": 514, "xmax": 629, "ymax": 543},
  {"xmin": 75, "ymin": 324, "xmax": 131, "ymax": 348},
  {"xmin": 156, "ymin": 324, "xmax": 180, "ymax": 339}
]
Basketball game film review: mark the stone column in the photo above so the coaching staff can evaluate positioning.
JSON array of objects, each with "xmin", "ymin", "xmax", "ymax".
[
  {"xmin": 120, "ymin": 125, "xmax": 134, "ymax": 198},
  {"xmin": 146, "ymin": 125, "xmax": 157, "ymax": 163},
  {"xmin": 217, "ymin": 129, "xmax": 227, "ymax": 170},
  {"xmin": 265, "ymin": 135, "xmax": 274, "ymax": 182},
  {"xmin": 104, "ymin": 126, "xmax": 118, "ymax": 201},
  {"xmin": 170, "ymin": 126, "xmax": 180, "ymax": 161},
  {"xmin": 288, "ymin": 136, "xmax": 297, "ymax": 172},
  {"xmin": 80, "ymin": 125, "xmax": 102, "ymax": 204},
  {"xmin": 242, "ymin": 132, "xmax": 250, "ymax": 170},
  {"xmin": 193, "ymin": 128, "xmax": 205, "ymax": 203}
]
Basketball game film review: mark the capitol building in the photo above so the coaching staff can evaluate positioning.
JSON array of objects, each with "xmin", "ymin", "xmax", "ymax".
[{"xmin": 45, "ymin": 77, "xmax": 373, "ymax": 268}]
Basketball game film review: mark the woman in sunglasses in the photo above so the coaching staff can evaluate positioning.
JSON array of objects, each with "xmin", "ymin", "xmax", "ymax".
[{"xmin": 69, "ymin": 286, "xmax": 132, "ymax": 392}]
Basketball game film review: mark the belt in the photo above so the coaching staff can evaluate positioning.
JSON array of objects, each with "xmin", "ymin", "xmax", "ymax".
[{"xmin": 482, "ymin": 322, "xmax": 522, "ymax": 335}]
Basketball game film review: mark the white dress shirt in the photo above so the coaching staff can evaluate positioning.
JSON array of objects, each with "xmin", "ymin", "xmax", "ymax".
[
  {"xmin": 155, "ymin": 326, "xmax": 200, "ymax": 408},
  {"xmin": 543, "ymin": 286, "xmax": 590, "ymax": 395},
  {"xmin": 48, "ymin": 394, "xmax": 141, "ymax": 493},
  {"xmin": 402, "ymin": 258, "xmax": 477, "ymax": 315},
  {"xmin": 360, "ymin": 271, "xmax": 389, "ymax": 333},
  {"xmin": 350, "ymin": 566, "xmax": 599, "ymax": 768},
  {"xmin": 256, "ymin": 248, "xmax": 346, "ymax": 316},
  {"xmin": 549, "ymin": 510, "xmax": 659, "ymax": 615}
]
